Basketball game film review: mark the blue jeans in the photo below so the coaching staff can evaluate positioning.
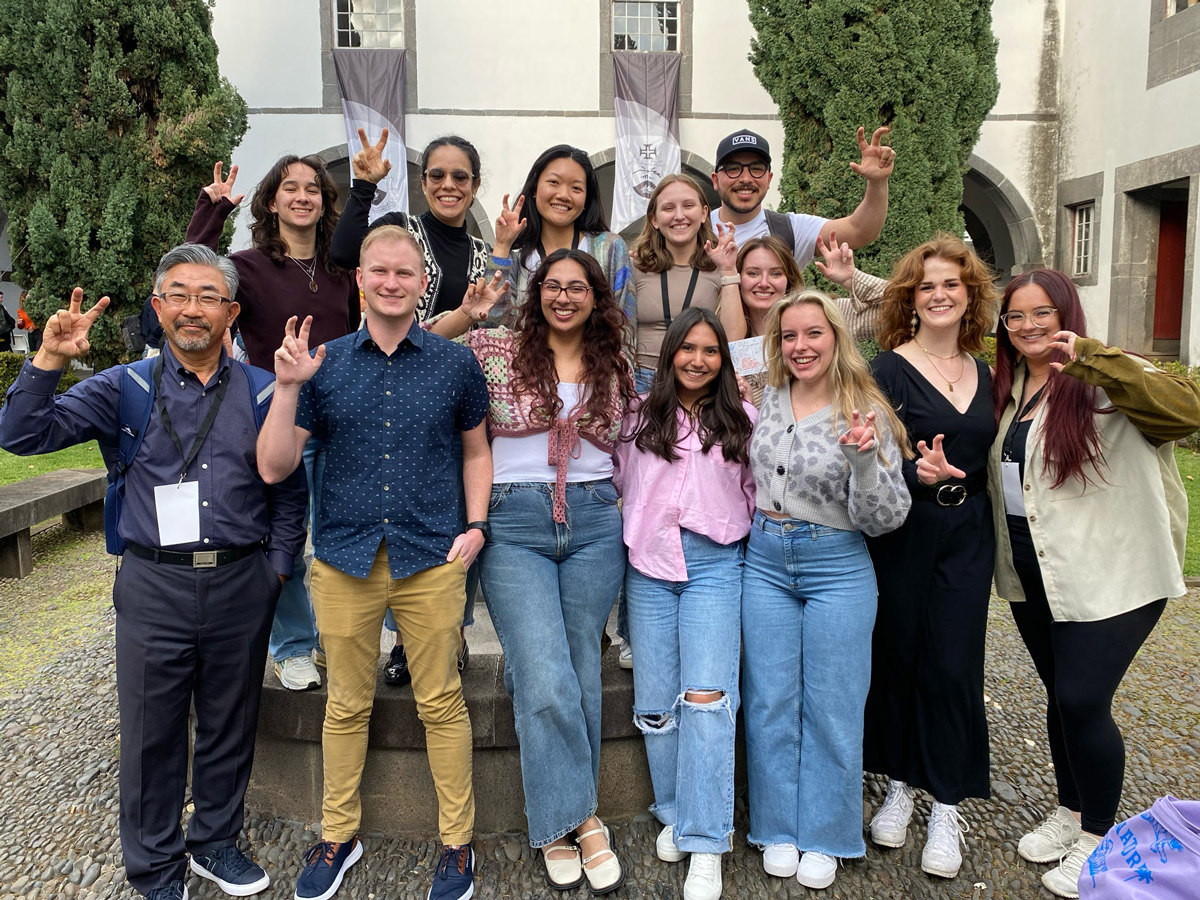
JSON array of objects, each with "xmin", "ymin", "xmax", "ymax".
[
  {"xmin": 741, "ymin": 513, "xmax": 877, "ymax": 858},
  {"xmin": 626, "ymin": 529, "xmax": 742, "ymax": 854},
  {"xmin": 269, "ymin": 440, "xmax": 323, "ymax": 661},
  {"xmin": 479, "ymin": 480, "xmax": 625, "ymax": 846}
]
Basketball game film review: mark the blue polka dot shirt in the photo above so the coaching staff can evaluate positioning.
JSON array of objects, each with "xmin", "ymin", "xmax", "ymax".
[{"xmin": 296, "ymin": 320, "xmax": 489, "ymax": 579}]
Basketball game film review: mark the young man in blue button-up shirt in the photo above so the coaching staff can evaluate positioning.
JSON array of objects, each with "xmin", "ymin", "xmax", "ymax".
[
  {"xmin": 257, "ymin": 225, "xmax": 491, "ymax": 900},
  {"xmin": 0, "ymin": 244, "xmax": 309, "ymax": 900}
]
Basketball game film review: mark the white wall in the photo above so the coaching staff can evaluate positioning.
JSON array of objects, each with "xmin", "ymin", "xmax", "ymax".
[
  {"xmin": 211, "ymin": 1, "xmax": 325, "ymax": 109},
  {"xmin": 690, "ymin": 5, "xmax": 776, "ymax": 116},
  {"xmin": 417, "ymin": 0, "xmax": 600, "ymax": 111}
]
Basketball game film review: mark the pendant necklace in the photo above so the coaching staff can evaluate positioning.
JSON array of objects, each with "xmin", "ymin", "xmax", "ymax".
[
  {"xmin": 915, "ymin": 339, "xmax": 965, "ymax": 392},
  {"xmin": 290, "ymin": 256, "xmax": 319, "ymax": 293}
]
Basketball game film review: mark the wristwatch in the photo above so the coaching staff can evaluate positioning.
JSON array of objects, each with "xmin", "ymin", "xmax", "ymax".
[{"xmin": 466, "ymin": 520, "xmax": 491, "ymax": 540}]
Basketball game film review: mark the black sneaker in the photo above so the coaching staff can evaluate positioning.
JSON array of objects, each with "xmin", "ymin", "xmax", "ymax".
[
  {"xmin": 146, "ymin": 881, "xmax": 187, "ymax": 900},
  {"xmin": 384, "ymin": 644, "xmax": 411, "ymax": 686},
  {"xmin": 457, "ymin": 639, "xmax": 470, "ymax": 674},
  {"xmin": 190, "ymin": 844, "xmax": 269, "ymax": 896},
  {"xmin": 296, "ymin": 837, "xmax": 363, "ymax": 900},
  {"xmin": 428, "ymin": 844, "xmax": 475, "ymax": 900}
]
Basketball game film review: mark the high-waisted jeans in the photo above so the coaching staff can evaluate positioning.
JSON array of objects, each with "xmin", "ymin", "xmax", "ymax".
[
  {"xmin": 626, "ymin": 529, "xmax": 743, "ymax": 853},
  {"xmin": 479, "ymin": 480, "xmax": 626, "ymax": 846},
  {"xmin": 741, "ymin": 512, "xmax": 877, "ymax": 858}
]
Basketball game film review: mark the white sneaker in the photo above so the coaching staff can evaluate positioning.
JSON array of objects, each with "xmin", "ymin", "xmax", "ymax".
[
  {"xmin": 1019, "ymin": 805, "xmax": 1082, "ymax": 864},
  {"xmin": 762, "ymin": 843, "xmax": 798, "ymax": 878},
  {"xmin": 796, "ymin": 851, "xmax": 837, "ymax": 890},
  {"xmin": 683, "ymin": 852, "xmax": 722, "ymax": 900},
  {"xmin": 1042, "ymin": 833, "xmax": 1101, "ymax": 898},
  {"xmin": 656, "ymin": 824, "xmax": 687, "ymax": 863},
  {"xmin": 274, "ymin": 655, "xmax": 321, "ymax": 691},
  {"xmin": 921, "ymin": 802, "xmax": 968, "ymax": 879},
  {"xmin": 869, "ymin": 779, "xmax": 916, "ymax": 848},
  {"xmin": 618, "ymin": 640, "xmax": 633, "ymax": 670}
]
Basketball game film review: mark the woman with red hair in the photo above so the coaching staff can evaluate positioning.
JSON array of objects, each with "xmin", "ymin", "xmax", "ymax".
[{"xmin": 990, "ymin": 268, "xmax": 1200, "ymax": 898}]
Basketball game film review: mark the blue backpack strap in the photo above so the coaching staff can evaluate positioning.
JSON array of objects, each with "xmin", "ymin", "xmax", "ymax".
[
  {"xmin": 104, "ymin": 357, "xmax": 157, "ymax": 555},
  {"xmin": 237, "ymin": 361, "xmax": 276, "ymax": 429}
]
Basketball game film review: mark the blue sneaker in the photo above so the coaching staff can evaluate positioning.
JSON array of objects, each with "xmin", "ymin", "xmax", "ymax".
[
  {"xmin": 190, "ymin": 844, "xmax": 269, "ymax": 896},
  {"xmin": 295, "ymin": 838, "xmax": 363, "ymax": 900},
  {"xmin": 145, "ymin": 881, "xmax": 187, "ymax": 900},
  {"xmin": 428, "ymin": 844, "xmax": 475, "ymax": 900}
]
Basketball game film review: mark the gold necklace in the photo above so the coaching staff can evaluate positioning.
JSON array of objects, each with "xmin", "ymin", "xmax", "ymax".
[
  {"xmin": 289, "ymin": 256, "xmax": 319, "ymax": 293},
  {"xmin": 916, "ymin": 341, "xmax": 965, "ymax": 392},
  {"xmin": 914, "ymin": 337, "xmax": 961, "ymax": 360}
]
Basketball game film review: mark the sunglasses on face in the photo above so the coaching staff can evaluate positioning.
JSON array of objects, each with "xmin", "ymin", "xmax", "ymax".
[{"xmin": 423, "ymin": 168, "xmax": 474, "ymax": 186}]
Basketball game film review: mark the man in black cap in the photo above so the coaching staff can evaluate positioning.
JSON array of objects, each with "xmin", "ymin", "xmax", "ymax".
[{"xmin": 710, "ymin": 126, "xmax": 895, "ymax": 265}]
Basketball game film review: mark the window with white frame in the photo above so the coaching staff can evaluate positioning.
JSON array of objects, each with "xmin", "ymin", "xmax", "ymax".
[
  {"xmin": 1167, "ymin": 0, "xmax": 1200, "ymax": 17},
  {"xmin": 613, "ymin": 2, "xmax": 680, "ymax": 52},
  {"xmin": 1072, "ymin": 203, "xmax": 1095, "ymax": 277},
  {"xmin": 334, "ymin": 0, "xmax": 405, "ymax": 49}
]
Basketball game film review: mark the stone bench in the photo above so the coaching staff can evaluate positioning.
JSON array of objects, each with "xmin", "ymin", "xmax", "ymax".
[
  {"xmin": 248, "ymin": 648, "xmax": 653, "ymax": 836},
  {"xmin": 0, "ymin": 468, "xmax": 107, "ymax": 578}
]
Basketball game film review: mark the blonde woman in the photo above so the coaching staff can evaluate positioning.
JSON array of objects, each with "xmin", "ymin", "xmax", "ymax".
[{"xmin": 740, "ymin": 290, "xmax": 911, "ymax": 891}]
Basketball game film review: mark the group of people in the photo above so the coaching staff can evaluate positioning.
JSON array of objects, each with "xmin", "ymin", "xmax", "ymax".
[{"xmin": 0, "ymin": 120, "xmax": 1195, "ymax": 900}]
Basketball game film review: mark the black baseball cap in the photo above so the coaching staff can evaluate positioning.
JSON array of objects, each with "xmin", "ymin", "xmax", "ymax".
[{"xmin": 715, "ymin": 130, "xmax": 771, "ymax": 169}]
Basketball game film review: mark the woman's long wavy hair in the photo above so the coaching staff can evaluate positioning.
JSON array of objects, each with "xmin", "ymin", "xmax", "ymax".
[
  {"xmin": 763, "ymin": 290, "xmax": 914, "ymax": 462},
  {"xmin": 876, "ymin": 233, "xmax": 998, "ymax": 352},
  {"xmin": 629, "ymin": 174, "xmax": 717, "ymax": 274},
  {"xmin": 627, "ymin": 308, "xmax": 751, "ymax": 463},
  {"xmin": 993, "ymin": 268, "xmax": 1110, "ymax": 488},
  {"xmin": 249, "ymin": 155, "xmax": 343, "ymax": 274},
  {"xmin": 512, "ymin": 248, "xmax": 636, "ymax": 432},
  {"xmin": 511, "ymin": 146, "xmax": 609, "ymax": 269}
]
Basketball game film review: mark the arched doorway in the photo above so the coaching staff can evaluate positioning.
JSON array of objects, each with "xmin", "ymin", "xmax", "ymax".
[{"xmin": 960, "ymin": 154, "xmax": 1043, "ymax": 283}]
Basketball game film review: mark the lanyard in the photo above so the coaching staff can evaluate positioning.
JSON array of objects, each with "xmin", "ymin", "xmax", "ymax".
[
  {"xmin": 1002, "ymin": 382, "xmax": 1045, "ymax": 462},
  {"xmin": 660, "ymin": 267, "xmax": 700, "ymax": 329},
  {"xmin": 537, "ymin": 227, "xmax": 581, "ymax": 262},
  {"xmin": 153, "ymin": 354, "xmax": 231, "ymax": 482}
]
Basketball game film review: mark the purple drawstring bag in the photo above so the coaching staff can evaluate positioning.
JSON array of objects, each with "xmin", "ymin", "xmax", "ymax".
[{"xmin": 1079, "ymin": 796, "xmax": 1200, "ymax": 898}]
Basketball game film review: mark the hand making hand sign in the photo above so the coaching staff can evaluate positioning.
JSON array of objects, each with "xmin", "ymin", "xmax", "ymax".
[
  {"xmin": 34, "ymin": 288, "xmax": 110, "ymax": 370},
  {"xmin": 202, "ymin": 161, "xmax": 245, "ymax": 206},
  {"xmin": 849, "ymin": 126, "xmax": 896, "ymax": 182},
  {"xmin": 352, "ymin": 127, "xmax": 393, "ymax": 184},
  {"xmin": 839, "ymin": 409, "xmax": 878, "ymax": 453},
  {"xmin": 273, "ymin": 315, "xmax": 326, "ymax": 387},
  {"xmin": 915, "ymin": 433, "xmax": 967, "ymax": 486}
]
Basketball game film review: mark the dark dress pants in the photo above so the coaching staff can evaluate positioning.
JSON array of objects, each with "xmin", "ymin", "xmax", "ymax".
[{"xmin": 114, "ymin": 550, "xmax": 280, "ymax": 893}]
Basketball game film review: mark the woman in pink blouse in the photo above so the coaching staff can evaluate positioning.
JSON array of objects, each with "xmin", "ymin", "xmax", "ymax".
[{"xmin": 613, "ymin": 307, "xmax": 755, "ymax": 900}]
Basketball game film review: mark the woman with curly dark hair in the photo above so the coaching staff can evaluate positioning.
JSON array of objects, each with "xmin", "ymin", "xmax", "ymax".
[
  {"xmin": 990, "ymin": 269, "xmax": 1200, "ymax": 898},
  {"xmin": 185, "ymin": 154, "xmax": 358, "ymax": 695},
  {"xmin": 855, "ymin": 234, "xmax": 999, "ymax": 881},
  {"xmin": 613, "ymin": 307, "xmax": 754, "ymax": 900},
  {"xmin": 431, "ymin": 248, "xmax": 636, "ymax": 893}
]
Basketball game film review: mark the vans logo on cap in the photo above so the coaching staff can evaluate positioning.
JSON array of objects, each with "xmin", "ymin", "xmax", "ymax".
[{"xmin": 732, "ymin": 135, "xmax": 757, "ymax": 146}]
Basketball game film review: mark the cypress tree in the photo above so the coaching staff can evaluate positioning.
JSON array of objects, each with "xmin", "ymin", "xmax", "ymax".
[
  {"xmin": 0, "ymin": 0, "xmax": 247, "ymax": 366},
  {"xmin": 747, "ymin": 0, "xmax": 999, "ymax": 280}
]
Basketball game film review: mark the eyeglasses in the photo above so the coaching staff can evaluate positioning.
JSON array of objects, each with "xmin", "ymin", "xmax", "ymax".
[
  {"xmin": 157, "ymin": 291, "xmax": 230, "ymax": 309},
  {"xmin": 999, "ymin": 307, "xmax": 1057, "ymax": 330},
  {"xmin": 717, "ymin": 160, "xmax": 769, "ymax": 179},
  {"xmin": 423, "ymin": 168, "xmax": 474, "ymax": 186},
  {"xmin": 540, "ymin": 281, "xmax": 592, "ymax": 300}
]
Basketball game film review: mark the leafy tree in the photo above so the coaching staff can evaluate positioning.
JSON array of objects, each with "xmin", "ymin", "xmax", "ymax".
[
  {"xmin": 748, "ymin": 0, "xmax": 999, "ymax": 279},
  {"xmin": 0, "ymin": 0, "xmax": 247, "ymax": 367}
]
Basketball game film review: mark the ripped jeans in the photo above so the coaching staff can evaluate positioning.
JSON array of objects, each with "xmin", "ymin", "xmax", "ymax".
[{"xmin": 626, "ymin": 529, "xmax": 743, "ymax": 853}]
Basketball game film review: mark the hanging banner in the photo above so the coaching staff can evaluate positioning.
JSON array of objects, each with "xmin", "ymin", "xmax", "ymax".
[
  {"xmin": 612, "ymin": 52, "xmax": 681, "ymax": 232},
  {"xmin": 332, "ymin": 49, "xmax": 409, "ymax": 217}
]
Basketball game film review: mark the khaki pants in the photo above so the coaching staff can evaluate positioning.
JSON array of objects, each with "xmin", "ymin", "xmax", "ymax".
[{"xmin": 311, "ymin": 545, "xmax": 473, "ymax": 844}]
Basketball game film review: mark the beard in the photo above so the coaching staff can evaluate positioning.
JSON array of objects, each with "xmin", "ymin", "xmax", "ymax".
[{"xmin": 170, "ymin": 317, "xmax": 214, "ymax": 352}]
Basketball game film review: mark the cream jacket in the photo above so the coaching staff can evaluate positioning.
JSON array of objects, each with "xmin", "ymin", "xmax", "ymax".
[{"xmin": 989, "ymin": 340, "xmax": 1198, "ymax": 622}]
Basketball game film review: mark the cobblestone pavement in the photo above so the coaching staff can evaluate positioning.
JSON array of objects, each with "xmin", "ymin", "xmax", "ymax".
[{"xmin": 2, "ymin": 525, "xmax": 1198, "ymax": 900}]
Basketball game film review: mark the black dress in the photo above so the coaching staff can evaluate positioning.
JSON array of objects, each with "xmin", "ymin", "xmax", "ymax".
[{"xmin": 863, "ymin": 351, "xmax": 996, "ymax": 804}]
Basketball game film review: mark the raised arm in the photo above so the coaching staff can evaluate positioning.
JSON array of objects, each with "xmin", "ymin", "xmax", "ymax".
[
  {"xmin": 186, "ymin": 162, "xmax": 243, "ymax": 250},
  {"xmin": 705, "ymin": 221, "xmax": 745, "ymax": 341},
  {"xmin": 819, "ymin": 127, "xmax": 894, "ymax": 251},
  {"xmin": 817, "ymin": 231, "xmax": 888, "ymax": 342},
  {"xmin": 427, "ymin": 271, "xmax": 508, "ymax": 340},
  {"xmin": 257, "ymin": 315, "xmax": 322, "ymax": 483},
  {"xmin": 330, "ymin": 128, "xmax": 399, "ymax": 269}
]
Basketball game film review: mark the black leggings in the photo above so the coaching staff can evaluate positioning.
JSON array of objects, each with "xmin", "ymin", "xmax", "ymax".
[{"xmin": 1007, "ymin": 519, "xmax": 1165, "ymax": 835}]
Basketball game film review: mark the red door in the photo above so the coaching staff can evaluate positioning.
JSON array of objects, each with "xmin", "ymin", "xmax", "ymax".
[{"xmin": 1153, "ymin": 200, "xmax": 1187, "ymax": 342}]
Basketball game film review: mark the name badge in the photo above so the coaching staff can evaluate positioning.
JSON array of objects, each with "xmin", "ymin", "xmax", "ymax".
[
  {"xmin": 154, "ymin": 481, "xmax": 201, "ymax": 546},
  {"xmin": 1001, "ymin": 462, "xmax": 1026, "ymax": 517}
]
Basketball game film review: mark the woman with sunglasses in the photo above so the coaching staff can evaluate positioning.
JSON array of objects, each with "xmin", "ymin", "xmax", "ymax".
[
  {"xmin": 430, "ymin": 249, "xmax": 637, "ymax": 894},
  {"xmin": 990, "ymin": 269, "xmax": 1199, "ymax": 898},
  {"xmin": 331, "ymin": 130, "xmax": 501, "ymax": 683},
  {"xmin": 485, "ymin": 146, "xmax": 635, "ymax": 332}
]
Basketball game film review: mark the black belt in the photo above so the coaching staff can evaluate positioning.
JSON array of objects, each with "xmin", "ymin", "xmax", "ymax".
[
  {"xmin": 911, "ymin": 480, "xmax": 985, "ymax": 507},
  {"xmin": 125, "ymin": 541, "xmax": 263, "ymax": 568}
]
